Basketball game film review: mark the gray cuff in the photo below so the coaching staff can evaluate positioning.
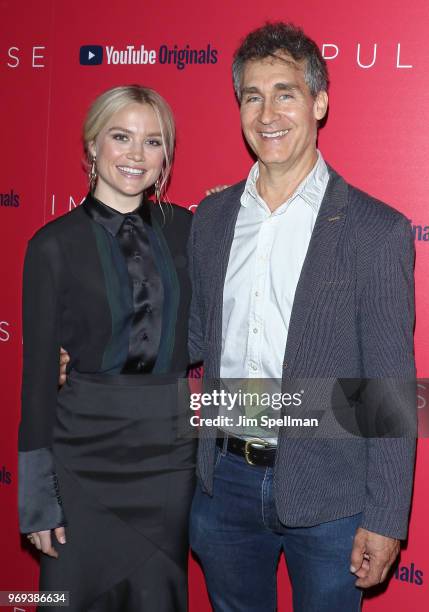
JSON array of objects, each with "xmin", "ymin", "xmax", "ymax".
[
  {"xmin": 360, "ymin": 504, "xmax": 410, "ymax": 540},
  {"xmin": 18, "ymin": 448, "xmax": 66, "ymax": 534}
]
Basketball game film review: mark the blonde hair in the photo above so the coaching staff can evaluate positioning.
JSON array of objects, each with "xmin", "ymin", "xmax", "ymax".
[{"xmin": 83, "ymin": 84, "xmax": 175, "ymax": 201}]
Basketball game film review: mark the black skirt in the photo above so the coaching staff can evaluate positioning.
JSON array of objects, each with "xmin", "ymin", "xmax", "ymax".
[{"xmin": 39, "ymin": 371, "xmax": 196, "ymax": 612}]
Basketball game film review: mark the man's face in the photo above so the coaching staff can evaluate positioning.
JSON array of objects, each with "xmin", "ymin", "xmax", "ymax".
[{"xmin": 239, "ymin": 53, "xmax": 328, "ymax": 171}]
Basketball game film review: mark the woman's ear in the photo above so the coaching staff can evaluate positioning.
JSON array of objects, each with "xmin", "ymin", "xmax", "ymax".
[{"xmin": 88, "ymin": 141, "xmax": 96, "ymax": 159}]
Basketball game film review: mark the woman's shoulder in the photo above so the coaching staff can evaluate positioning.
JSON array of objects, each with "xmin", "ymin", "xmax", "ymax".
[
  {"xmin": 150, "ymin": 201, "xmax": 193, "ymax": 231},
  {"xmin": 149, "ymin": 202, "xmax": 193, "ymax": 255},
  {"xmin": 28, "ymin": 206, "xmax": 88, "ymax": 249}
]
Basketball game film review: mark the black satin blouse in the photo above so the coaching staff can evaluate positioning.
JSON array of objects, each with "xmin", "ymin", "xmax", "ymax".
[{"xmin": 84, "ymin": 194, "xmax": 163, "ymax": 373}]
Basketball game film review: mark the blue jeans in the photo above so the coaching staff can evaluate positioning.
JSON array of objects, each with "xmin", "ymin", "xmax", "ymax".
[{"xmin": 190, "ymin": 445, "xmax": 363, "ymax": 612}]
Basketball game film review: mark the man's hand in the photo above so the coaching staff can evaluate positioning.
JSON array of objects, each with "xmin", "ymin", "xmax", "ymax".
[
  {"xmin": 27, "ymin": 527, "xmax": 66, "ymax": 558},
  {"xmin": 350, "ymin": 527, "xmax": 400, "ymax": 588},
  {"xmin": 59, "ymin": 347, "xmax": 70, "ymax": 386}
]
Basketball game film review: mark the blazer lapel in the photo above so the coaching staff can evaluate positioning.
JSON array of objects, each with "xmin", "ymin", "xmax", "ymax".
[
  {"xmin": 208, "ymin": 182, "xmax": 244, "ymax": 377},
  {"xmin": 283, "ymin": 167, "xmax": 349, "ymax": 375}
]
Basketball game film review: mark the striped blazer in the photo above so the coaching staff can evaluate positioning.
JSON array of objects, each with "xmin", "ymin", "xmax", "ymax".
[{"xmin": 188, "ymin": 165, "xmax": 416, "ymax": 540}]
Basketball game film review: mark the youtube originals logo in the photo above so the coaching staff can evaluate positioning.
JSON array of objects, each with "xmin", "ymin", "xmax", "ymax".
[
  {"xmin": 78, "ymin": 43, "xmax": 218, "ymax": 69},
  {"xmin": 79, "ymin": 45, "xmax": 103, "ymax": 65}
]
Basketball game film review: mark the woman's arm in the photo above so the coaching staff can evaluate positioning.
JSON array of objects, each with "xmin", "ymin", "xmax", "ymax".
[{"xmin": 18, "ymin": 233, "xmax": 66, "ymax": 549}]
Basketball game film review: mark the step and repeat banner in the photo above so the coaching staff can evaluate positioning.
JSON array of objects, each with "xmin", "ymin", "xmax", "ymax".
[{"xmin": 1, "ymin": 0, "xmax": 428, "ymax": 609}]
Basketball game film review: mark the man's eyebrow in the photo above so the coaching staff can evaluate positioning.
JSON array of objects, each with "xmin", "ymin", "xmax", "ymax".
[
  {"xmin": 241, "ymin": 82, "xmax": 301, "ymax": 96},
  {"xmin": 241, "ymin": 86, "xmax": 261, "ymax": 96},
  {"xmin": 273, "ymin": 82, "xmax": 301, "ymax": 93}
]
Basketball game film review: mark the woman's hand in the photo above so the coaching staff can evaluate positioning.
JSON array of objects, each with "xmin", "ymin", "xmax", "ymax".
[
  {"xmin": 59, "ymin": 347, "xmax": 70, "ymax": 386},
  {"xmin": 205, "ymin": 184, "xmax": 230, "ymax": 196},
  {"xmin": 27, "ymin": 526, "xmax": 66, "ymax": 558}
]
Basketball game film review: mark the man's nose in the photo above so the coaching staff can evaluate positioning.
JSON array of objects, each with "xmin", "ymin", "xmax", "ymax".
[{"xmin": 259, "ymin": 100, "xmax": 279, "ymax": 125}]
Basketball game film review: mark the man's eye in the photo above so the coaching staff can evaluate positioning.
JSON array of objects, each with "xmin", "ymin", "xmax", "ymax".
[
  {"xmin": 279, "ymin": 94, "xmax": 292, "ymax": 101},
  {"xmin": 245, "ymin": 96, "xmax": 261, "ymax": 103}
]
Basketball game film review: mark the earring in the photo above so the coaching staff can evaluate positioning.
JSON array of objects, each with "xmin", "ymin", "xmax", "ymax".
[
  {"xmin": 89, "ymin": 155, "xmax": 97, "ymax": 191},
  {"xmin": 155, "ymin": 179, "xmax": 161, "ymax": 204}
]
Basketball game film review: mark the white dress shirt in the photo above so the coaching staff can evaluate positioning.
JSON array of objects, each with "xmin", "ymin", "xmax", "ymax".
[{"xmin": 220, "ymin": 152, "xmax": 329, "ymax": 441}]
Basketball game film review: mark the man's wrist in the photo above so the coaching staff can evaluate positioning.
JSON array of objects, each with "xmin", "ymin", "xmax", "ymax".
[{"xmin": 361, "ymin": 505, "xmax": 409, "ymax": 540}]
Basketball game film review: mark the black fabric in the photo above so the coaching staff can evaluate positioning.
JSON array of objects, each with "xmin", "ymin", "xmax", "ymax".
[
  {"xmin": 83, "ymin": 194, "xmax": 164, "ymax": 373},
  {"xmin": 19, "ymin": 200, "xmax": 192, "ymax": 453},
  {"xmin": 116, "ymin": 215, "xmax": 163, "ymax": 373},
  {"xmin": 18, "ymin": 448, "xmax": 66, "ymax": 534},
  {"xmin": 18, "ymin": 199, "xmax": 193, "ymax": 538},
  {"xmin": 37, "ymin": 372, "xmax": 196, "ymax": 612}
]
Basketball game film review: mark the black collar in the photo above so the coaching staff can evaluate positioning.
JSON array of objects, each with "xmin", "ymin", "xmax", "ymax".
[{"xmin": 82, "ymin": 192, "xmax": 152, "ymax": 236}]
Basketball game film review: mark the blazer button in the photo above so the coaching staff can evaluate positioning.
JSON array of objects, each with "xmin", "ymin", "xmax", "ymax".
[{"xmin": 283, "ymin": 362, "xmax": 288, "ymax": 369}]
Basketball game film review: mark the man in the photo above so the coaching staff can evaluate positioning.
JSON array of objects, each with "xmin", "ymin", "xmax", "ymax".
[{"xmin": 188, "ymin": 22, "xmax": 416, "ymax": 611}]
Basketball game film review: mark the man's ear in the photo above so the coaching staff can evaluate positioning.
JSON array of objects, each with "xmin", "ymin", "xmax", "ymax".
[{"xmin": 313, "ymin": 91, "xmax": 328, "ymax": 121}]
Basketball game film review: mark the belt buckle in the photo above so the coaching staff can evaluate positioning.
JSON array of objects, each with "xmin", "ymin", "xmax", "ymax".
[{"xmin": 244, "ymin": 438, "xmax": 269, "ymax": 465}]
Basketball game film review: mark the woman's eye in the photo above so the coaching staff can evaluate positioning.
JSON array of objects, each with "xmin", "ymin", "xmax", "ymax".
[
  {"xmin": 147, "ymin": 139, "xmax": 162, "ymax": 147},
  {"xmin": 112, "ymin": 133, "xmax": 129, "ymax": 141}
]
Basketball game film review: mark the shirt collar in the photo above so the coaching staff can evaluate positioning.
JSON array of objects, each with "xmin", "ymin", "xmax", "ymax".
[
  {"xmin": 241, "ymin": 151, "xmax": 329, "ymax": 215},
  {"xmin": 82, "ymin": 192, "xmax": 151, "ymax": 236}
]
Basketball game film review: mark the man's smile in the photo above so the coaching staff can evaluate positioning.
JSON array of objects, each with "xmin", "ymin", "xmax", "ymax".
[{"xmin": 260, "ymin": 129, "xmax": 290, "ymax": 139}]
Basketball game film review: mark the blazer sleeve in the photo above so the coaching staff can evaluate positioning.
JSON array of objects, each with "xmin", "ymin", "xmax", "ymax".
[
  {"xmin": 358, "ymin": 215, "xmax": 417, "ymax": 540},
  {"xmin": 18, "ymin": 233, "xmax": 66, "ymax": 533},
  {"xmin": 187, "ymin": 214, "xmax": 204, "ymax": 365}
]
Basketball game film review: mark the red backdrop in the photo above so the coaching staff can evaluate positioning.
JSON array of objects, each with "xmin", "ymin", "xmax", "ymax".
[{"xmin": 1, "ymin": 0, "xmax": 428, "ymax": 609}]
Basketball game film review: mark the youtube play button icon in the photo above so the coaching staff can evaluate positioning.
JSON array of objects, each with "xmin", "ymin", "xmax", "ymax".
[{"xmin": 80, "ymin": 45, "xmax": 103, "ymax": 65}]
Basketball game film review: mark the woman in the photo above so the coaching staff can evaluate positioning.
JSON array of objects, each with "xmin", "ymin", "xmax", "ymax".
[{"xmin": 18, "ymin": 85, "xmax": 196, "ymax": 611}]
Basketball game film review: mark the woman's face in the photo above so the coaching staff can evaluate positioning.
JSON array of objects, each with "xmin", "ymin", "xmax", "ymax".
[{"xmin": 89, "ymin": 102, "xmax": 165, "ymax": 208}]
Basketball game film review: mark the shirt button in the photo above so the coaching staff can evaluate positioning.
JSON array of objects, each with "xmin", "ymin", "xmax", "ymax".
[
  {"xmin": 253, "ymin": 328, "xmax": 258, "ymax": 334},
  {"xmin": 255, "ymin": 291, "xmax": 260, "ymax": 297},
  {"xmin": 250, "ymin": 363, "xmax": 258, "ymax": 371}
]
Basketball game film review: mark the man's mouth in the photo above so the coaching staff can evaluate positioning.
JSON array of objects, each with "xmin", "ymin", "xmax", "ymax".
[
  {"xmin": 260, "ymin": 129, "xmax": 290, "ymax": 139},
  {"xmin": 117, "ymin": 166, "xmax": 146, "ymax": 177}
]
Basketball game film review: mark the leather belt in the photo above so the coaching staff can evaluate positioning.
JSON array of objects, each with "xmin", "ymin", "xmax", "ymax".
[{"xmin": 216, "ymin": 431, "xmax": 276, "ymax": 467}]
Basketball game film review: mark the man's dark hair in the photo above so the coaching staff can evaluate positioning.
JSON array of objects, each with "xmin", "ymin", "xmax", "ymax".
[{"xmin": 232, "ymin": 22, "xmax": 329, "ymax": 100}]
